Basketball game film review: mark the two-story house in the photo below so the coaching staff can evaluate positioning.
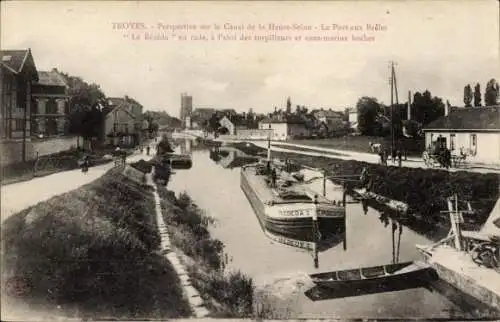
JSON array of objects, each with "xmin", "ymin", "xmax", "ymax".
[
  {"xmin": 0, "ymin": 49, "xmax": 39, "ymax": 164},
  {"xmin": 103, "ymin": 97, "xmax": 139, "ymax": 147},
  {"xmin": 31, "ymin": 69, "xmax": 70, "ymax": 138}
]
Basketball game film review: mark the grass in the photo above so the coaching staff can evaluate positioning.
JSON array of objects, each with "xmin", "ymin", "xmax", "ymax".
[
  {"xmin": 288, "ymin": 135, "xmax": 425, "ymax": 156},
  {"xmin": 156, "ymin": 187, "xmax": 254, "ymax": 318},
  {"xmin": 235, "ymin": 143, "xmax": 499, "ymax": 241},
  {"xmin": 1, "ymin": 167, "xmax": 192, "ymax": 319}
]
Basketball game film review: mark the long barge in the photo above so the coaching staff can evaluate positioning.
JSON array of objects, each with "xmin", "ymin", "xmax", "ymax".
[{"xmin": 241, "ymin": 161, "xmax": 345, "ymax": 243}]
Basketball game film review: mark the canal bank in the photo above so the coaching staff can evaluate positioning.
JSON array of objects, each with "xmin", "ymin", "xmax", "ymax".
[
  {"xmin": 225, "ymin": 142, "xmax": 498, "ymax": 241},
  {"xmin": 167, "ymin": 139, "xmax": 494, "ymax": 319}
]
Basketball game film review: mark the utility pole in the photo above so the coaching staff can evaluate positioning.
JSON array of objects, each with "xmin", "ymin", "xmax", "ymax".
[
  {"xmin": 390, "ymin": 61, "xmax": 394, "ymax": 158},
  {"xmin": 267, "ymin": 122, "xmax": 271, "ymax": 161}
]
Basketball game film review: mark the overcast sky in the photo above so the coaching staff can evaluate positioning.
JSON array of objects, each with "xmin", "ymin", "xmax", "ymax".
[{"xmin": 2, "ymin": 1, "xmax": 499, "ymax": 117}]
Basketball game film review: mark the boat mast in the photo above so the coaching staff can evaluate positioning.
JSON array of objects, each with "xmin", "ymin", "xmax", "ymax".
[{"xmin": 312, "ymin": 195, "xmax": 320, "ymax": 268}]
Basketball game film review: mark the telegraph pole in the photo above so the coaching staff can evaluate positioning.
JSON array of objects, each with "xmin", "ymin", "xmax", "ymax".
[{"xmin": 390, "ymin": 61, "xmax": 394, "ymax": 157}]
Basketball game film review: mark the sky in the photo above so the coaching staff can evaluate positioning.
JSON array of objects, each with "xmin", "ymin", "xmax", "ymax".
[{"xmin": 1, "ymin": 1, "xmax": 499, "ymax": 117}]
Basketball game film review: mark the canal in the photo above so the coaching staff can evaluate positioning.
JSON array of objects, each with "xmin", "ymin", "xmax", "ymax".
[{"xmin": 167, "ymin": 138, "xmax": 479, "ymax": 319}]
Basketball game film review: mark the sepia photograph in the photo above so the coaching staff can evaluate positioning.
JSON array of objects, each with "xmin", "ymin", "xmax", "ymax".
[{"xmin": 1, "ymin": 0, "xmax": 499, "ymax": 320}]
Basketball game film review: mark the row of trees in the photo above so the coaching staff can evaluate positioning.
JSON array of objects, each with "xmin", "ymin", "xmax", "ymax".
[
  {"xmin": 463, "ymin": 78, "xmax": 499, "ymax": 107},
  {"xmin": 357, "ymin": 78, "xmax": 499, "ymax": 138},
  {"xmin": 356, "ymin": 90, "xmax": 445, "ymax": 137},
  {"xmin": 57, "ymin": 70, "xmax": 158, "ymax": 147}
]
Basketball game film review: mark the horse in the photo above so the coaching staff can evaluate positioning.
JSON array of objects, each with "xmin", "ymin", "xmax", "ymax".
[{"xmin": 369, "ymin": 142, "xmax": 382, "ymax": 153}]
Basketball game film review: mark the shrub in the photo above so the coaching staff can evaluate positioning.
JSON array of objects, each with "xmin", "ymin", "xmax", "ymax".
[
  {"xmin": 270, "ymin": 151, "xmax": 499, "ymax": 240},
  {"xmin": 130, "ymin": 159, "xmax": 153, "ymax": 174}
]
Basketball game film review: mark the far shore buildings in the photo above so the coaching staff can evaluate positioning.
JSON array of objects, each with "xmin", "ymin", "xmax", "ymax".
[
  {"xmin": 258, "ymin": 114, "xmax": 310, "ymax": 141},
  {"xmin": 422, "ymin": 105, "xmax": 500, "ymax": 164}
]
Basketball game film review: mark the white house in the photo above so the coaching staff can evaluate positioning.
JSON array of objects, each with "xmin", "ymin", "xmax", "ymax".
[
  {"xmin": 422, "ymin": 105, "xmax": 500, "ymax": 164},
  {"xmin": 258, "ymin": 115, "xmax": 309, "ymax": 141},
  {"xmin": 219, "ymin": 115, "xmax": 237, "ymax": 135},
  {"xmin": 347, "ymin": 108, "xmax": 358, "ymax": 130},
  {"xmin": 102, "ymin": 101, "xmax": 137, "ymax": 146}
]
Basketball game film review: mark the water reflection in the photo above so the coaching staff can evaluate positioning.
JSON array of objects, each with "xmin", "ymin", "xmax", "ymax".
[{"xmin": 209, "ymin": 147, "xmax": 259, "ymax": 169}]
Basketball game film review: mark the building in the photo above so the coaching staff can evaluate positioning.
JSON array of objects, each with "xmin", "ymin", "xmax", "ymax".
[
  {"xmin": 422, "ymin": 105, "xmax": 500, "ymax": 164},
  {"xmin": 219, "ymin": 115, "xmax": 237, "ymax": 135},
  {"xmin": 180, "ymin": 93, "xmax": 193, "ymax": 127},
  {"xmin": 190, "ymin": 107, "xmax": 216, "ymax": 129},
  {"xmin": 347, "ymin": 107, "xmax": 358, "ymax": 130},
  {"xmin": 312, "ymin": 109, "xmax": 346, "ymax": 136},
  {"xmin": 0, "ymin": 49, "xmax": 39, "ymax": 164},
  {"xmin": 103, "ymin": 97, "xmax": 142, "ymax": 146},
  {"xmin": 31, "ymin": 69, "xmax": 70, "ymax": 138},
  {"xmin": 258, "ymin": 114, "xmax": 310, "ymax": 141}
]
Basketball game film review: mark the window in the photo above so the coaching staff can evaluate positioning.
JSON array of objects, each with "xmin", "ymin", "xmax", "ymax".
[
  {"xmin": 11, "ymin": 119, "xmax": 25, "ymax": 131},
  {"xmin": 470, "ymin": 134, "xmax": 477, "ymax": 155},
  {"xmin": 450, "ymin": 134, "xmax": 456, "ymax": 150}
]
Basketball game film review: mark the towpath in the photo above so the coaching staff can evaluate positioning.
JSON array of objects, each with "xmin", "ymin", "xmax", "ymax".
[
  {"xmin": 218, "ymin": 139, "xmax": 500, "ymax": 174},
  {"xmin": 1, "ymin": 150, "xmax": 153, "ymax": 222}
]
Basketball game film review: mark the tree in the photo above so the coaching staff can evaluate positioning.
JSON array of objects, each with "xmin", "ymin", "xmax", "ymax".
[
  {"xmin": 412, "ymin": 90, "xmax": 445, "ymax": 125},
  {"xmin": 286, "ymin": 97, "xmax": 292, "ymax": 114},
  {"xmin": 463, "ymin": 84, "xmax": 473, "ymax": 107},
  {"xmin": 60, "ymin": 71, "xmax": 107, "ymax": 142},
  {"xmin": 484, "ymin": 78, "xmax": 499, "ymax": 106},
  {"xmin": 208, "ymin": 113, "xmax": 221, "ymax": 133},
  {"xmin": 356, "ymin": 97, "xmax": 382, "ymax": 135},
  {"xmin": 474, "ymin": 83, "xmax": 482, "ymax": 107}
]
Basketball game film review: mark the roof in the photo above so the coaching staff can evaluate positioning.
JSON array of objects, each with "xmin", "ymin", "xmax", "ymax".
[
  {"xmin": 36, "ymin": 70, "xmax": 68, "ymax": 87},
  {"xmin": 260, "ymin": 114, "xmax": 306, "ymax": 124},
  {"xmin": 1, "ymin": 50, "xmax": 29, "ymax": 73},
  {"xmin": 103, "ymin": 98, "xmax": 136, "ymax": 118},
  {"xmin": 313, "ymin": 109, "xmax": 344, "ymax": 118},
  {"xmin": 423, "ymin": 106, "xmax": 500, "ymax": 131},
  {"xmin": 1, "ymin": 49, "xmax": 38, "ymax": 80}
]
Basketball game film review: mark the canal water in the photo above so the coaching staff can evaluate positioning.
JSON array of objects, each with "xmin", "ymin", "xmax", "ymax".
[{"xmin": 167, "ymin": 138, "xmax": 475, "ymax": 319}]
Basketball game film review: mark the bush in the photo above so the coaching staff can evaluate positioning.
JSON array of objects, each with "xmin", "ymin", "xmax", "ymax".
[
  {"xmin": 2, "ymin": 168, "xmax": 191, "ymax": 319},
  {"xmin": 130, "ymin": 159, "xmax": 153, "ymax": 174}
]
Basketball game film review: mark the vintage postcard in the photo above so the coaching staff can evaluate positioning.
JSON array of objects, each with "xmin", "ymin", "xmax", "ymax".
[{"xmin": 1, "ymin": 0, "xmax": 499, "ymax": 321}]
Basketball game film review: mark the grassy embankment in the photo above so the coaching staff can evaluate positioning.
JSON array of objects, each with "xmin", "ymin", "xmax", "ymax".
[
  {"xmin": 1, "ymin": 166, "xmax": 192, "ymax": 319},
  {"xmin": 156, "ymin": 186, "xmax": 254, "ymax": 318},
  {"xmin": 230, "ymin": 142, "xmax": 499, "ymax": 241},
  {"xmin": 288, "ymin": 135, "xmax": 425, "ymax": 156}
]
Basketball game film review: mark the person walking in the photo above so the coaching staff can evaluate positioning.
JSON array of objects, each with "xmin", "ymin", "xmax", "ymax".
[
  {"xmin": 397, "ymin": 150, "xmax": 402, "ymax": 167},
  {"xmin": 271, "ymin": 168, "xmax": 277, "ymax": 188},
  {"xmin": 146, "ymin": 145, "xmax": 150, "ymax": 156}
]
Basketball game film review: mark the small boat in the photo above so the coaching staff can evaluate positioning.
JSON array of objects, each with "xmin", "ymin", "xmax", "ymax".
[
  {"xmin": 309, "ymin": 261, "xmax": 435, "ymax": 290},
  {"xmin": 168, "ymin": 153, "xmax": 192, "ymax": 169},
  {"xmin": 158, "ymin": 152, "xmax": 192, "ymax": 169}
]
